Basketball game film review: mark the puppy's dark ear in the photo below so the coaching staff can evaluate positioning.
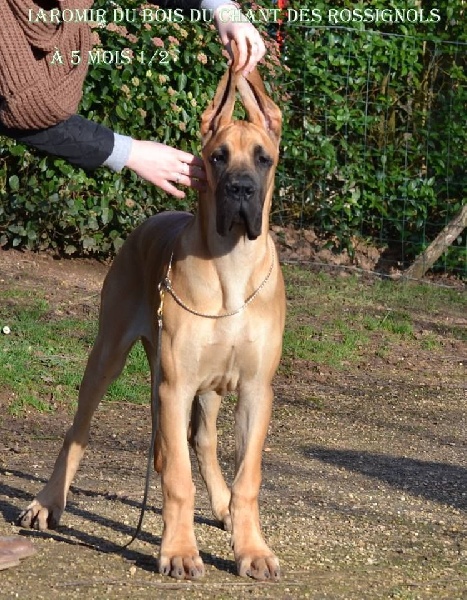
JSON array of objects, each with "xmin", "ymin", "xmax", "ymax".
[
  {"xmin": 200, "ymin": 41, "xmax": 243, "ymax": 146},
  {"xmin": 200, "ymin": 70, "xmax": 236, "ymax": 146},
  {"xmin": 237, "ymin": 70, "xmax": 282, "ymax": 142}
]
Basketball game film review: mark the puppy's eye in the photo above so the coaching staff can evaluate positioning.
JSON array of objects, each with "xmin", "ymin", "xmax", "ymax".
[
  {"xmin": 210, "ymin": 151, "xmax": 227, "ymax": 165},
  {"xmin": 257, "ymin": 154, "xmax": 273, "ymax": 167},
  {"xmin": 254, "ymin": 145, "xmax": 273, "ymax": 168}
]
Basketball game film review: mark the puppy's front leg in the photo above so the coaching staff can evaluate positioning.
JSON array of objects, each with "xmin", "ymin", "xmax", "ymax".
[
  {"xmin": 158, "ymin": 382, "xmax": 204, "ymax": 580},
  {"xmin": 230, "ymin": 382, "xmax": 280, "ymax": 582}
]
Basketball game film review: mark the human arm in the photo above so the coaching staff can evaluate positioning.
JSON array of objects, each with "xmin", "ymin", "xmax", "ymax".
[
  {"xmin": 0, "ymin": 117, "xmax": 205, "ymax": 199},
  {"xmin": 0, "ymin": 0, "xmax": 263, "ymax": 196}
]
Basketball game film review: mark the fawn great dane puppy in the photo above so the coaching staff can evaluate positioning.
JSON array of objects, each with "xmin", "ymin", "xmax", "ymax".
[{"xmin": 19, "ymin": 50, "xmax": 285, "ymax": 582}]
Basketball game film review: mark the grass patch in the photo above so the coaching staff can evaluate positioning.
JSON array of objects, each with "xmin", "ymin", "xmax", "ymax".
[
  {"xmin": 282, "ymin": 320, "xmax": 369, "ymax": 367},
  {"xmin": 364, "ymin": 310, "xmax": 414, "ymax": 337},
  {"xmin": 282, "ymin": 266, "xmax": 466, "ymax": 369},
  {"xmin": 1, "ymin": 267, "xmax": 465, "ymax": 413},
  {"xmin": 106, "ymin": 343, "xmax": 151, "ymax": 404},
  {"xmin": 0, "ymin": 291, "xmax": 151, "ymax": 414}
]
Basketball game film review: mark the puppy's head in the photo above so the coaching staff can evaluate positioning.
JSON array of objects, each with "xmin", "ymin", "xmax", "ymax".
[{"xmin": 200, "ymin": 45, "xmax": 282, "ymax": 240}]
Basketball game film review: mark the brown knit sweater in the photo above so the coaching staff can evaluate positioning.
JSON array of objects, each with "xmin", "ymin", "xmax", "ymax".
[{"xmin": 0, "ymin": 0, "xmax": 93, "ymax": 130}]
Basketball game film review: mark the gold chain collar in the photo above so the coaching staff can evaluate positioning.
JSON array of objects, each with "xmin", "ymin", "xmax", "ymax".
[{"xmin": 159, "ymin": 239, "xmax": 275, "ymax": 320}]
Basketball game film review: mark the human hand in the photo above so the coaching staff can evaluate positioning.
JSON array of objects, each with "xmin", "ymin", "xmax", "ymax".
[
  {"xmin": 214, "ymin": 4, "xmax": 266, "ymax": 75},
  {"xmin": 125, "ymin": 140, "xmax": 206, "ymax": 198}
]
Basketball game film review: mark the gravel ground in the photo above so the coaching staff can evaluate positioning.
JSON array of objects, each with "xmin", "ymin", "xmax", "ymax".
[{"xmin": 0, "ymin": 249, "xmax": 466, "ymax": 599}]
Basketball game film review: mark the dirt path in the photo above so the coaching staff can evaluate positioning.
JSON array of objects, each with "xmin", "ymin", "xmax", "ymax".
[{"xmin": 0, "ymin": 249, "xmax": 466, "ymax": 599}]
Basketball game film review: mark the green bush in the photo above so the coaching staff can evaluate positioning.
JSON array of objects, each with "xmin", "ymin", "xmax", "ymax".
[
  {"xmin": 277, "ymin": 0, "xmax": 466, "ymax": 274},
  {"xmin": 0, "ymin": 0, "xmax": 465, "ymax": 276},
  {"xmin": 0, "ymin": 0, "xmax": 284, "ymax": 255}
]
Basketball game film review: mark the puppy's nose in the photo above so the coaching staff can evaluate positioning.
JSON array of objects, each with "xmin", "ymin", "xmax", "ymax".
[{"xmin": 225, "ymin": 175, "xmax": 257, "ymax": 200}]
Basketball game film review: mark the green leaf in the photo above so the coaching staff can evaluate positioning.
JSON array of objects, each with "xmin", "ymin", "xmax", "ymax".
[
  {"xmin": 8, "ymin": 175, "xmax": 19, "ymax": 191},
  {"xmin": 115, "ymin": 104, "xmax": 127, "ymax": 120},
  {"xmin": 178, "ymin": 72, "xmax": 187, "ymax": 92}
]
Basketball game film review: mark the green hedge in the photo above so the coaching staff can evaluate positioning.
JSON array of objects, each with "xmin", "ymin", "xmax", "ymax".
[
  {"xmin": 0, "ymin": 0, "xmax": 465, "ymax": 275},
  {"xmin": 0, "ymin": 0, "xmax": 285, "ymax": 255},
  {"xmin": 276, "ymin": 0, "xmax": 466, "ymax": 274}
]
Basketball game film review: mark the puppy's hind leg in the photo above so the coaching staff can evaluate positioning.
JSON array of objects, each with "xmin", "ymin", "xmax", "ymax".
[{"xmin": 19, "ymin": 298, "xmax": 141, "ymax": 531}]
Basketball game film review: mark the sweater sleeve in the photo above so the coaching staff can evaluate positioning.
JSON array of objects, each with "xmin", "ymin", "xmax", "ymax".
[
  {"xmin": 0, "ymin": 115, "xmax": 115, "ymax": 171},
  {"xmin": 0, "ymin": 0, "xmax": 239, "ymax": 171}
]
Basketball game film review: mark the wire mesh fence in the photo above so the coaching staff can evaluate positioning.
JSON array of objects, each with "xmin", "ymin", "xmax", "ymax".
[{"xmin": 273, "ymin": 25, "xmax": 466, "ymax": 280}]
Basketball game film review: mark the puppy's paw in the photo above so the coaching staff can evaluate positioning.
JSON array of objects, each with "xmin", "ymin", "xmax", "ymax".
[
  {"xmin": 17, "ymin": 499, "xmax": 63, "ymax": 531},
  {"xmin": 158, "ymin": 553, "xmax": 205, "ymax": 580},
  {"xmin": 236, "ymin": 552, "xmax": 280, "ymax": 582}
]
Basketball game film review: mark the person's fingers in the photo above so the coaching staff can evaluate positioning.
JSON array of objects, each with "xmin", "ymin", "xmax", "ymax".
[
  {"xmin": 175, "ymin": 160, "xmax": 205, "ymax": 178},
  {"xmin": 218, "ymin": 27, "xmax": 266, "ymax": 74},
  {"xmin": 239, "ymin": 34, "xmax": 266, "ymax": 74},
  {"xmin": 172, "ymin": 169, "xmax": 207, "ymax": 191},
  {"xmin": 125, "ymin": 140, "xmax": 208, "ymax": 197},
  {"xmin": 177, "ymin": 150, "xmax": 204, "ymax": 166},
  {"xmin": 162, "ymin": 177, "xmax": 205, "ymax": 198},
  {"xmin": 158, "ymin": 179, "xmax": 187, "ymax": 199},
  {"xmin": 214, "ymin": 4, "xmax": 267, "ymax": 73},
  {"xmin": 249, "ymin": 36, "xmax": 266, "ymax": 68},
  {"xmin": 233, "ymin": 37, "xmax": 249, "ymax": 72}
]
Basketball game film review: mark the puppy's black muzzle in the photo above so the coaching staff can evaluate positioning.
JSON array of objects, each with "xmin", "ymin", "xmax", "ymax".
[
  {"xmin": 225, "ymin": 174, "xmax": 257, "ymax": 201},
  {"xmin": 216, "ymin": 171, "xmax": 264, "ymax": 240}
]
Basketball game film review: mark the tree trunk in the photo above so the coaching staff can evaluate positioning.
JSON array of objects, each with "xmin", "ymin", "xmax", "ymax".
[{"xmin": 403, "ymin": 205, "xmax": 467, "ymax": 280}]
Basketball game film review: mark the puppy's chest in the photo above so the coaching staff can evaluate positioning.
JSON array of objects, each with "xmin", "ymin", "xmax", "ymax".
[
  {"xmin": 197, "ymin": 343, "xmax": 248, "ymax": 395},
  {"xmin": 195, "ymin": 321, "xmax": 260, "ymax": 395}
]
